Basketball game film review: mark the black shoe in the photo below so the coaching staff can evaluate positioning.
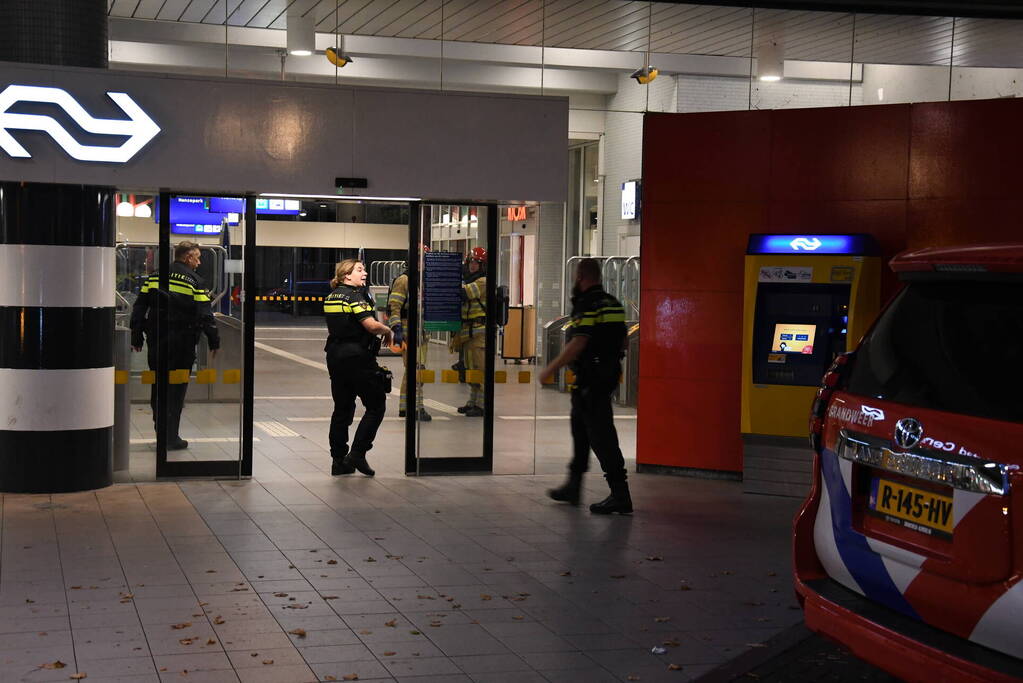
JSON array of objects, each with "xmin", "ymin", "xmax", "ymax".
[
  {"xmin": 456, "ymin": 403, "xmax": 473, "ymax": 414},
  {"xmin": 463, "ymin": 406, "xmax": 484, "ymax": 417},
  {"xmin": 548, "ymin": 474, "xmax": 582, "ymax": 506},
  {"xmin": 167, "ymin": 438, "xmax": 189, "ymax": 451},
  {"xmin": 344, "ymin": 453, "xmax": 375, "ymax": 477},
  {"xmin": 590, "ymin": 481, "xmax": 633, "ymax": 515},
  {"xmin": 417, "ymin": 409, "xmax": 432, "ymax": 422},
  {"xmin": 399, "ymin": 410, "xmax": 406, "ymax": 418},
  {"xmin": 331, "ymin": 457, "xmax": 355, "ymax": 476}
]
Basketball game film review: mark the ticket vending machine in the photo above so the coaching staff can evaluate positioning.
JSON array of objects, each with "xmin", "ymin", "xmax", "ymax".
[{"xmin": 741, "ymin": 234, "xmax": 881, "ymax": 496}]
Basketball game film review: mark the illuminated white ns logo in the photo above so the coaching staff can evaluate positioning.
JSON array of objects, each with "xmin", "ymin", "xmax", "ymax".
[
  {"xmin": 790, "ymin": 237, "xmax": 822, "ymax": 251},
  {"xmin": 0, "ymin": 84, "xmax": 160, "ymax": 163}
]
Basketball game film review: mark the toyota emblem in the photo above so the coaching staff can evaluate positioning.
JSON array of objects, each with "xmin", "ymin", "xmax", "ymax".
[{"xmin": 894, "ymin": 418, "xmax": 924, "ymax": 450}]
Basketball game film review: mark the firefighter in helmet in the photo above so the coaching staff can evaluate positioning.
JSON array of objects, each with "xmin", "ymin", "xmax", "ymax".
[{"xmin": 454, "ymin": 246, "xmax": 487, "ymax": 416}]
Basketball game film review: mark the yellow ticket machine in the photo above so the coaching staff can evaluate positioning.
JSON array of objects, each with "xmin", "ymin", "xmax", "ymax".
[{"xmin": 740, "ymin": 234, "xmax": 880, "ymax": 496}]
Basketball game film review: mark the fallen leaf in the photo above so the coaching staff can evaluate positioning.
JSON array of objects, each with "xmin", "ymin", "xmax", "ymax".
[
  {"xmin": 250, "ymin": 653, "xmax": 258, "ymax": 658},
  {"xmin": 645, "ymin": 556, "xmax": 664, "ymax": 562},
  {"xmin": 262, "ymin": 660, "xmax": 274, "ymax": 665},
  {"xmin": 70, "ymin": 674, "xmax": 87, "ymax": 680},
  {"xmin": 274, "ymin": 593, "xmax": 289, "ymax": 598},
  {"xmin": 171, "ymin": 623, "xmax": 192, "ymax": 630},
  {"xmin": 668, "ymin": 663, "xmax": 682, "ymax": 671},
  {"xmin": 746, "ymin": 643, "xmax": 767, "ymax": 648},
  {"xmin": 364, "ymin": 557, "xmax": 376, "ymax": 563},
  {"xmin": 25, "ymin": 599, "xmax": 35, "ymax": 604},
  {"xmin": 284, "ymin": 604, "xmax": 308, "ymax": 609},
  {"xmin": 679, "ymin": 585, "xmax": 692, "ymax": 591},
  {"xmin": 512, "ymin": 616, "xmax": 524, "ymax": 621},
  {"xmin": 721, "ymin": 570, "xmax": 734, "ymax": 575},
  {"xmin": 343, "ymin": 675, "xmax": 359, "ymax": 681},
  {"xmin": 206, "ymin": 639, "xmax": 217, "ymax": 646},
  {"xmin": 627, "ymin": 676, "xmax": 640, "ymax": 681},
  {"xmin": 325, "ymin": 677, "xmax": 336, "ymax": 682},
  {"xmin": 288, "ymin": 629, "xmax": 307, "ymax": 638},
  {"xmin": 213, "ymin": 617, "xmax": 225, "ymax": 625},
  {"xmin": 409, "ymin": 630, "xmax": 421, "ymax": 635},
  {"xmin": 559, "ymin": 571, "xmax": 572, "ymax": 577},
  {"xmin": 480, "ymin": 594, "xmax": 492, "ymax": 601},
  {"xmin": 382, "ymin": 651, "xmax": 396, "ymax": 657},
  {"xmin": 327, "ymin": 560, "xmax": 338, "ymax": 565},
  {"xmin": 41, "ymin": 661, "xmax": 66, "ymax": 670},
  {"xmin": 323, "ymin": 596, "xmax": 339, "ymax": 600},
  {"xmin": 384, "ymin": 619, "xmax": 397, "ymax": 627},
  {"xmin": 179, "ymin": 638, "xmax": 196, "ymax": 646},
  {"xmin": 205, "ymin": 570, "xmax": 216, "ymax": 574},
  {"xmin": 610, "ymin": 575, "xmax": 626, "ymax": 579},
  {"xmin": 767, "ymin": 571, "xmax": 777, "ymax": 577},
  {"xmin": 654, "ymin": 617, "xmax": 671, "ymax": 623},
  {"xmin": 663, "ymin": 639, "xmax": 681, "ymax": 647},
  {"xmin": 359, "ymin": 630, "xmax": 373, "ymax": 635}
]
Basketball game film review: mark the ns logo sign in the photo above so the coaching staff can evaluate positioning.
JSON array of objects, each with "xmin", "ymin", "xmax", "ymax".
[{"xmin": 0, "ymin": 84, "xmax": 160, "ymax": 163}]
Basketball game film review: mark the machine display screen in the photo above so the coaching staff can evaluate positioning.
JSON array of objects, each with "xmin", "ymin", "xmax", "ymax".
[{"xmin": 771, "ymin": 323, "xmax": 816, "ymax": 354}]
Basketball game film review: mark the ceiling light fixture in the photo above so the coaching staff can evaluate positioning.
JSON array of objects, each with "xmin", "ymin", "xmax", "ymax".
[
  {"xmin": 326, "ymin": 46, "xmax": 354, "ymax": 68},
  {"xmin": 287, "ymin": 13, "xmax": 315, "ymax": 56},
  {"xmin": 631, "ymin": 2, "xmax": 657, "ymax": 85},
  {"xmin": 758, "ymin": 41, "xmax": 784, "ymax": 82},
  {"xmin": 116, "ymin": 200, "xmax": 133, "ymax": 217},
  {"xmin": 133, "ymin": 203, "xmax": 152, "ymax": 218}
]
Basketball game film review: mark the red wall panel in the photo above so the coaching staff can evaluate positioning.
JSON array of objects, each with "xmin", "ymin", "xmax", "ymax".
[{"xmin": 639, "ymin": 98, "xmax": 1023, "ymax": 474}]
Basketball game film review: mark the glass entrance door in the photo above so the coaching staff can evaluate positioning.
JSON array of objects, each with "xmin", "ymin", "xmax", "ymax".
[
  {"xmin": 404, "ymin": 202, "xmax": 498, "ymax": 473},
  {"xmin": 115, "ymin": 192, "xmax": 255, "ymax": 478}
]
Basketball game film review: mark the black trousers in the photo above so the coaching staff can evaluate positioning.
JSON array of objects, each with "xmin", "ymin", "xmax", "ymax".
[
  {"xmin": 147, "ymin": 331, "xmax": 197, "ymax": 442},
  {"xmin": 328, "ymin": 358, "xmax": 387, "ymax": 460},
  {"xmin": 569, "ymin": 382, "xmax": 627, "ymax": 483}
]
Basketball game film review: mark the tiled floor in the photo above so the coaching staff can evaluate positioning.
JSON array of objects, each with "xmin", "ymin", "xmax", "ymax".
[{"xmin": 0, "ymin": 471, "xmax": 802, "ymax": 683}]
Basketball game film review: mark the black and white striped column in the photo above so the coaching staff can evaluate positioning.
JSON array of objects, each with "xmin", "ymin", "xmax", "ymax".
[{"xmin": 0, "ymin": 183, "xmax": 115, "ymax": 492}]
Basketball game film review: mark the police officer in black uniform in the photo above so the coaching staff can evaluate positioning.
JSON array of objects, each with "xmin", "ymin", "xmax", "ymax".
[
  {"xmin": 130, "ymin": 241, "xmax": 220, "ymax": 450},
  {"xmin": 539, "ymin": 258, "xmax": 632, "ymax": 514},
  {"xmin": 324, "ymin": 258, "xmax": 393, "ymax": 476}
]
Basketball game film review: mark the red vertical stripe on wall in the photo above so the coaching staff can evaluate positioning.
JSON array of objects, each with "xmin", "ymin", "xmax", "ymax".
[{"xmin": 638, "ymin": 98, "xmax": 1023, "ymax": 473}]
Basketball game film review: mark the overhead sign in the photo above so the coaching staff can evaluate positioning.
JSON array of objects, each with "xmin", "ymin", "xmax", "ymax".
[
  {"xmin": 747, "ymin": 234, "xmax": 874, "ymax": 255},
  {"xmin": 0, "ymin": 84, "xmax": 160, "ymax": 163}
]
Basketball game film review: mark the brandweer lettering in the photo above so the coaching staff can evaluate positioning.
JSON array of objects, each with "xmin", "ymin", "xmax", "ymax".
[{"xmin": 827, "ymin": 404, "xmax": 874, "ymax": 428}]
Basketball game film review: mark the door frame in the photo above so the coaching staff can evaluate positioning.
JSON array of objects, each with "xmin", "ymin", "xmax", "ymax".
[
  {"xmin": 404, "ymin": 201, "xmax": 499, "ymax": 475},
  {"xmin": 153, "ymin": 190, "xmax": 255, "ymax": 478}
]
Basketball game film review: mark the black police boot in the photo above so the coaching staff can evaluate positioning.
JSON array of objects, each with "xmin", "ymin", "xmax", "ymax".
[
  {"xmin": 590, "ymin": 480, "xmax": 633, "ymax": 515},
  {"xmin": 168, "ymin": 438, "xmax": 189, "ymax": 451},
  {"xmin": 464, "ymin": 406, "xmax": 484, "ymax": 417},
  {"xmin": 331, "ymin": 456, "xmax": 355, "ymax": 476},
  {"xmin": 344, "ymin": 452, "xmax": 375, "ymax": 477},
  {"xmin": 417, "ymin": 408, "xmax": 432, "ymax": 422},
  {"xmin": 457, "ymin": 403, "xmax": 473, "ymax": 414},
  {"xmin": 548, "ymin": 472, "xmax": 583, "ymax": 506}
]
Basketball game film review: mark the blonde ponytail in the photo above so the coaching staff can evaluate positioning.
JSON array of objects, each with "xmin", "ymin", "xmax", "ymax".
[{"xmin": 330, "ymin": 258, "xmax": 361, "ymax": 289}]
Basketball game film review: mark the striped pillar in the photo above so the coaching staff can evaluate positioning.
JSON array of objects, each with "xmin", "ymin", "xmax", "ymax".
[
  {"xmin": 0, "ymin": 1, "xmax": 114, "ymax": 492},
  {"xmin": 0, "ymin": 184, "xmax": 116, "ymax": 491}
]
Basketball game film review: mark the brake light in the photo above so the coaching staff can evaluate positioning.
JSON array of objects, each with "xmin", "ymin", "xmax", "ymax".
[{"xmin": 809, "ymin": 352, "xmax": 854, "ymax": 451}]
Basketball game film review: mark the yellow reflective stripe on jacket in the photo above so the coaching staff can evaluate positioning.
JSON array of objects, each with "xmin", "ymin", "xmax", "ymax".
[
  {"xmin": 463, "ymin": 278, "xmax": 486, "ymax": 321},
  {"xmin": 388, "ymin": 275, "xmax": 408, "ymax": 327},
  {"xmin": 574, "ymin": 305, "xmax": 626, "ymax": 328},
  {"xmin": 193, "ymin": 291, "xmax": 211, "ymax": 302},
  {"xmin": 324, "ymin": 301, "xmax": 372, "ymax": 314}
]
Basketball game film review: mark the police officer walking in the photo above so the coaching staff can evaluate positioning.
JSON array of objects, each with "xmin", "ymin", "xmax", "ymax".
[
  {"xmin": 130, "ymin": 241, "xmax": 220, "ymax": 450},
  {"xmin": 324, "ymin": 259, "xmax": 393, "ymax": 476},
  {"xmin": 539, "ymin": 258, "xmax": 632, "ymax": 514},
  {"xmin": 387, "ymin": 261, "xmax": 431, "ymax": 422},
  {"xmin": 455, "ymin": 247, "xmax": 487, "ymax": 417}
]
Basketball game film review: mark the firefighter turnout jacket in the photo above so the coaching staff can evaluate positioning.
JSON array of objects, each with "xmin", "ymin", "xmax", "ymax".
[
  {"xmin": 387, "ymin": 272, "xmax": 408, "ymax": 328},
  {"xmin": 130, "ymin": 261, "xmax": 220, "ymax": 350}
]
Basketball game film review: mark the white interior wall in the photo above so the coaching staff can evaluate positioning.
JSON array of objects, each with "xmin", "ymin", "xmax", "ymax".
[{"xmin": 116, "ymin": 217, "xmax": 406, "ymax": 250}]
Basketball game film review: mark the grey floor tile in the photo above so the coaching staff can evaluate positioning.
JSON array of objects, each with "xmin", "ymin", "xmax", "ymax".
[
  {"xmin": 382, "ymin": 655, "xmax": 463, "ymax": 678},
  {"xmin": 451, "ymin": 653, "xmax": 532, "ymax": 674}
]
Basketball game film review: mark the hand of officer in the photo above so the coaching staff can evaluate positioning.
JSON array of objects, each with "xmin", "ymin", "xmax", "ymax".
[{"xmin": 391, "ymin": 323, "xmax": 404, "ymax": 347}]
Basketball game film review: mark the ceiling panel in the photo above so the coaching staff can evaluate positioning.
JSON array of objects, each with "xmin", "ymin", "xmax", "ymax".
[{"xmin": 102, "ymin": 0, "xmax": 1023, "ymax": 70}]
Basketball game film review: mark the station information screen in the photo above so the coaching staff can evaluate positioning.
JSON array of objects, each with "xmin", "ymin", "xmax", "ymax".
[{"xmin": 772, "ymin": 323, "xmax": 816, "ymax": 354}]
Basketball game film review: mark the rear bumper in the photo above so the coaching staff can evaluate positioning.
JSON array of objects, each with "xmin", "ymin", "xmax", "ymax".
[{"xmin": 796, "ymin": 577, "xmax": 1023, "ymax": 683}]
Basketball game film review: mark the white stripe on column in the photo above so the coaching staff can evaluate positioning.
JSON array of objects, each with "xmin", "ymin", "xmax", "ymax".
[
  {"xmin": 0, "ymin": 367, "xmax": 114, "ymax": 431},
  {"xmin": 0, "ymin": 245, "xmax": 115, "ymax": 308}
]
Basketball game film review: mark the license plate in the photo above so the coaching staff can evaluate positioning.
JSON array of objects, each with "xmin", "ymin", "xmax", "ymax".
[{"xmin": 868, "ymin": 477, "xmax": 954, "ymax": 539}]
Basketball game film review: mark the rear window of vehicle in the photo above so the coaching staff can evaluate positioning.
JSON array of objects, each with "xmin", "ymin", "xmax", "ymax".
[{"xmin": 847, "ymin": 281, "xmax": 1023, "ymax": 423}]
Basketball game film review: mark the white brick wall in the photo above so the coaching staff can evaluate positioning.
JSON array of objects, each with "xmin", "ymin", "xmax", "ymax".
[{"xmin": 676, "ymin": 74, "xmax": 863, "ymax": 112}]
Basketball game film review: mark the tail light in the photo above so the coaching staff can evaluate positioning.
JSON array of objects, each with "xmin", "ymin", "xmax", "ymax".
[{"xmin": 809, "ymin": 352, "xmax": 854, "ymax": 451}]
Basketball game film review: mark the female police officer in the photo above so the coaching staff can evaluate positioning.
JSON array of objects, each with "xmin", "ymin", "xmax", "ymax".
[{"xmin": 324, "ymin": 259, "xmax": 393, "ymax": 476}]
